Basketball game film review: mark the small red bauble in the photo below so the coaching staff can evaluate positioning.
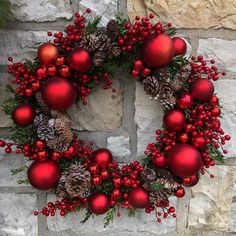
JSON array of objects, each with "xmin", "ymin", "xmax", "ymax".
[
  {"xmin": 36, "ymin": 66, "xmax": 47, "ymax": 80},
  {"xmin": 93, "ymin": 148, "xmax": 113, "ymax": 168},
  {"xmin": 152, "ymin": 156, "xmax": 166, "ymax": 167},
  {"xmin": 59, "ymin": 65, "xmax": 71, "ymax": 78},
  {"xmin": 182, "ymin": 175, "xmax": 199, "ymax": 187},
  {"xmin": 12, "ymin": 104, "xmax": 35, "ymax": 127},
  {"xmin": 69, "ymin": 48, "xmax": 92, "ymax": 73},
  {"xmin": 141, "ymin": 33, "xmax": 175, "ymax": 68},
  {"xmin": 172, "ymin": 37, "xmax": 187, "ymax": 56},
  {"xmin": 88, "ymin": 193, "xmax": 110, "ymax": 215},
  {"xmin": 167, "ymin": 144, "xmax": 202, "ymax": 178},
  {"xmin": 41, "ymin": 77, "xmax": 77, "ymax": 111},
  {"xmin": 211, "ymin": 107, "xmax": 221, "ymax": 117},
  {"xmin": 129, "ymin": 187, "xmax": 150, "ymax": 209},
  {"xmin": 177, "ymin": 93, "xmax": 194, "ymax": 109},
  {"xmin": 163, "ymin": 110, "xmax": 186, "ymax": 132},
  {"xmin": 27, "ymin": 160, "xmax": 61, "ymax": 190},
  {"xmin": 174, "ymin": 187, "xmax": 185, "ymax": 198},
  {"xmin": 191, "ymin": 78, "xmax": 214, "ymax": 102},
  {"xmin": 38, "ymin": 43, "xmax": 59, "ymax": 65},
  {"xmin": 178, "ymin": 132, "xmax": 189, "ymax": 143},
  {"xmin": 92, "ymin": 175, "xmax": 102, "ymax": 186}
]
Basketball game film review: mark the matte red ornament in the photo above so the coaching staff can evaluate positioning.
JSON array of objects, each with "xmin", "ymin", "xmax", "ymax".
[
  {"xmin": 172, "ymin": 37, "xmax": 187, "ymax": 56},
  {"xmin": 177, "ymin": 93, "xmax": 194, "ymax": 109},
  {"xmin": 141, "ymin": 33, "xmax": 175, "ymax": 68},
  {"xmin": 41, "ymin": 77, "xmax": 77, "ymax": 111},
  {"xmin": 129, "ymin": 187, "xmax": 150, "ymax": 209},
  {"xmin": 174, "ymin": 187, "xmax": 185, "ymax": 198},
  {"xmin": 178, "ymin": 132, "xmax": 189, "ymax": 143},
  {"xmin": 182, "ymin": 175, "xmax": 199, "ymax": 187},
  {"xmin": 167, "ymin": 144, "xmax": 202, "ymax": 178},
  {"xmin": 191, "ymin": 78, "xmax": 214, "ymax": 102},
  {"xmin": 12, "ymin": 104, "xmax": 35, "ymax": 127},
  {"xmin": 88, "ymin": 193, "xmax": 110, "ymax": 215},
  {"xmin": 93, "ymin": 148, "xmax": 113, "ymax": 168},
  {"xmin": 27, "ymin": 160, "xmax": 61, "ymax": 190},
  {"xmin": 38, "ymin": 43, "xmax": 59, "ymax": 65},
  {"xmin": 69, "ymin": 48, "xmax": 92, "ymax": 73},
  {"xmin": 152, "ymin": 156, "xmax": 167, "ymax": 167},
  {"xmin": 163, "ymin": 110, "xmax": 186, "ymax": 132}
]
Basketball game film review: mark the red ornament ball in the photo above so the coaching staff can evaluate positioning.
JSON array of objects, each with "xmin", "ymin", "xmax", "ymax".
[
  {"xmin": 69, "ymin": 48, "xmax": 92, "ymax": 73},
  {"xmin": 93, "ymin": 148, "xmax": 113, "ymax": 168},
  {"xmin": 167, "ymin": 144, "xmax": 202, "ymax": 178},
  {"xmin": 191, "ymin": 78, "xmax": 214, "ymax": 102},
  {"xmin": 172, "ymin": 37, "xmax": 187, "ymax": 56},
  {"xmin": 177, "ymin": 93, "xmax": 194, "ymax": 109},
  {"xmin": 12, "ymin": 104, "xmax": 35, "ymax": 127},
  {"xmin": 129, "ymin": 187, "xmax": 150, "ymax": 209},
  {"xmin": 163, "ymin": 110, "xmax": 186, "ymax": 132},
  {"xmin": 27, "ymin": 160, "xmax": 61, "ymax": 190},
  {"xmin": 41, "ymin": 77, "xmax": 77, "ymax": 111},
  {"xmin": 174, "ymin": 187, "xmax": 185, "ymax": 198},
  {"xmin": 38, "ymin": 43, "xmax": 59, "ymax": 65},
  {"xmin": 88, "ymin": 193, "xmax": 110, "ymax": 215},
  {"xmin": 182, "ymin": 175, "xmax": 199, "ymax": 187},
  {"xmin": 141, "ymin": 33, "xmax": 175, "ymax": 68}
]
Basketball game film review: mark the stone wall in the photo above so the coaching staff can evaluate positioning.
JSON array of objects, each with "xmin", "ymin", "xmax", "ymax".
[{"xmin": 0, "ymin": 0, "xmax": 236, "ymax": 235}]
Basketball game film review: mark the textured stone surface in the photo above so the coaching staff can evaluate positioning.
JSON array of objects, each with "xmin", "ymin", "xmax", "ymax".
[
  {"xmin": 107, "ymin": 133, "xmax": 131, "ymax": 160},
  {"xmin": 228, "ymin": 183, "xmax": 236, "ymax": 232},
  {"xmin": 47, "ymin": 195, "xmax": 177, "ymax": 235},
  {"xmin": 0, "ymin": 30, "xmax": 50, "ymax": 64},
  {"xmin": 198, "ymin": 39, "xmax": 236, "ymax": 74},
  {"xmin": 68, "ymin": 80, "xmax": 123, "ymax": 131},
  {"xmin": 214, "ymin": 80, "xmax": 236, "ymax": 157},
  {"xmin": 78, "ymin": 0, "xmax": 118, "ymax": 25},
  {"xmin": 134, "ymin": 83, "xmax": 163, "ymax": 157},
  {"xmin": 10, "ymin": 0, "xmax": 73, "ymax": 22},
  {"xmin": 0, "ymin": 146, "xmax": 29, "ymax": 187},
  {"xmin": 127, "ymin": 0, "xmax": 236, "ymax": 29},
  {"xmin": 188, "ymin": 166, "xmax": 236, "ymax": 230},
  {"xmin": 0, "ymin": 193, "xmax": 37, "ymax": 236},
  {"xmin": 0, "ymin": 74, "xmax": 12, "ymax": 127}
]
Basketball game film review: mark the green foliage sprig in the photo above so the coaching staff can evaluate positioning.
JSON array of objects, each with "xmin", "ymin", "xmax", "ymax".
[{"xmin": 0, "ymin": 0, "xmax": 10, "ymax": 28}]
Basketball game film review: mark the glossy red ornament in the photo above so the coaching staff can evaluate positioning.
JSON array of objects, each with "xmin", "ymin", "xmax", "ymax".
[
  {"xmin": 12, "ymin": 104, "xmax": 35, "ymax": 127},
  {"xmin": 27, "ymin": 160, "xmax": 61, "ymax": 190},
  {"xmin": 182, "ymin": 175, "xmax": 199, "ymax": 187},
  {"xmin": 167, "ymin": 144, "xmax": 202, "ymax": 177},
  {"xmin": 69, "ymin": 48, "xmax": 92, "ymax": 73},
  {"xmin": 38, "ymin": 43, "xmax": 59, "ymax": 65},
  {"xmin": 93, "ymin": 148, "xmax": 113, "ymax": 168},
  {"xmin": 178, "ymin": 132, "xmax": 189, "ymax": 143},
  {"xmin": 172, "ymin": 37, "xmax": 187, "ymax": 56},
  {"xmin": 41, "ymin": 77, "xmax": 77, "ymax": 111},
  {"xmin": 191, "ymin": 78, "xmax": 214, "ymax": 102},
  {"xmin": 47, "ymin": 64, "xmax": 57, "ymax": 77},
  {"xmin": 174, "ymin": 187, "xmax": 185, "ymax": 198},
  {"xmin": 152, "ymin": 156, "xmax": 166, "ymax": 167},
  {"xmin": 59, "ymin": 65, "xmax": 71, "ymax": 78},
  {"xmin": 92, "ymin": 175, "xmax": 102, "ymax": 186},
  {"xmin": 133, "ymin": 59, "xmax": 143, "ymax": 70},
  {"xmin": 36, "ymin": 66, "xmax": 47, "ymax": 80},
  {"xmin": 129, "ymin": 187, "xmax": 150, "ymax": 209},
  {"xmin": 141, "ymin": 33, "xmax": 175, "ymax": 68},
  {"xmin": 88, "ymin": 193, "xmax": 110, "ymax": 215},
  {"xmin": 55, "ymin": 56, "xmax": 65, "ymax": 66},
  {"xmin": 131, "ymin": 69, "xmax": 140, "ymax": 78},
  {"xmin": 177, "ymin": 93, "xmax": 194, "ymax": 109},
  {"xmin": 163, "ymin": 110, "xmax": 186, "ymax": 132}
]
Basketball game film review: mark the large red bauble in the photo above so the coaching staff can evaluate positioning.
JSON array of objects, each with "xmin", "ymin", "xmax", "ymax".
[
  {"xmin": 37, "ymin": 43, "xmax": 59, "ymax": 65},
  {"xmin": 177, "ymin": 93, "xmax": 194, "ymax": 109},
  {"xmin": 182, "ymin": 174, "xmax": 199, "ymax": 187},
  {"xmin": 191, "ymin": 78, "xmax": 214, "ymax": 102},
  {"xmin": 167, "ymin": 144, "xmax": 202, "ymax": 178},
  {"xmin": 88, "ymin": 193, "xmax": 110, "ymax": 215},
  {"xmin": 172, "ymin": 37, "xmax": 187, "ymax": 56},
  {"xmin": 141, "ymin": 33, "xmax": 175, "ymax": 68},
  {"xmin": 12, "ymin": 104, "xmax": 35, "ymax": 127},
  {"xmin": 69, "ymin": 48, "xmax": 92, "ymax": 73},
  {"xmin": 129, "ymin": 187, "xmax": 150, "ymax": 209},
  {"xmin": 41, "ymin": 77, "xmax": 77, "ymax": 111},
  {"xmin": 93, "ymin": 148, "xmax": 113, "ymax": 168},
  {"xmin": 27, "ymin": 160, "xmax": 61, "ymax": 190},
  {"xmin": 163, "ymin": 110, "xmax": 186, "ymax": 132}
]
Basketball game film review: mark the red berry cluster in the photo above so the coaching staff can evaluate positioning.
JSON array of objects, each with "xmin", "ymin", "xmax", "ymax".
[{"xmin": 0, "ymin": 139, "xmax": 21, "ymax": 154}]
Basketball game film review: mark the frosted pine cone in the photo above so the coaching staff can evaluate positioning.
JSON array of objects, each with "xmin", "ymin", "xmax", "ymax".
[
  {"xmin": 160, "ymin": 96, "xmax": 176, "ymax": 111},
  {"xmin": 93, "ymin": 50, "xmax": 107, "ymax": 66},
  {"xmin": 143, "ymin": 76, "xmax": 160, "ymax": 98},
  {"xmin": 35, "ymin": 92, "xmax": 50, "ymax": 114},
  {"xmin": 141, "ymin": 168, "xmax": 157, "ymax": 182},
  {"xmin": 106, "ymin": 19, "xmax": 118, "ymax": 40},
  {"xmin": 79, "ymin": 34, "xmax": 98, "ymax": 52},
  {"xmin": 155, "ymin": 68, "xmax": 171, "ymax": 83}
]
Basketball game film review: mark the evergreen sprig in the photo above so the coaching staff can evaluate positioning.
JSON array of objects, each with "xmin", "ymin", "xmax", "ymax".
[
  {"xmin": 80, "ymin": 210, "xmax": 93, "ymax": 224},
  {"xmin": 128, "ymin": 208, "xmax": 136, "ymax": 217},
  {"xmin": 103, "ymin": 207, "xmax": 116, "ymax": 227},
  {"xmin": 151, "ymin": 182, "xmax": 165, "ymax": 192},
  {"xmin": 0, "ymin": 0, "xmax": 10, "ymax": 28},
  {"xmin": 85, "ymin": 16, "xmax": 102, "ymax": 34},
  {"xmin": 11, "ymin": 166, "xmax": 28, "ymax": 175}
]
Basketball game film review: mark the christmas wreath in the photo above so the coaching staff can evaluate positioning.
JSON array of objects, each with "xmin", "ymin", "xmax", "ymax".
[{"xmin": 1, "ymin": 9, "xmax": 231, "ymax": 226}]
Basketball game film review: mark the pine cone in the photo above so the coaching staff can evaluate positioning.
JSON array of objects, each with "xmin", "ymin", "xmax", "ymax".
[
  {"xmin": 94, "ymin": 27, "xmax": 106, "ymax": 36},
  {"xmin": 171, "ymin": 78, "xmax": 184, "ymax": 92},
  {"xmin": 160, "ymin": 96, "xmax": 176, "ymax": 111},
  {"xmin": 96, "ymin": 34, "xmax": 112, "ymax": 51},
  {"xmin": 141, "ymin": 168, "xmax": 157, "ymax": 182},
  {"xmin": 143, "ymin": 76, "xmax": 160, "ymax": 98},
  {"xmin": 107, "ymin": 44, "xmax": 121, "ymax": 57},
  {"xmin": 179, "ymin": 63, "xmax": 192, "ymax": 82},
  {"xmin": 79, "ymin": 34, "xmax": 98, "ymax": 52},
  {"xmin": 106, "ymin": 19, "xmax": 118, "ymax": 40},
  {"xmin": 51, "ymin": 111, "xmax": 71, "ymax": 127},
  {"xmin": 93, "ymin": 50, "xmax": 107, "ymax": 66},
  {"xmin": 35, "ymin": 92, "xmax": 50, "ymax": 114},
  {"xmin": 34, "ymin": 114, "xmax": 55, "ymax": 141},
  {"xmin": 56, "ymin": 163, "xmax": 91, "ymax": 198},
  {"xmin": 159, "ymin": 82, "xmax": 173, "ymax": 99},
  {"xmin": 155, "ymin": 68, "xmax": 171, "ymax": 83}
]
